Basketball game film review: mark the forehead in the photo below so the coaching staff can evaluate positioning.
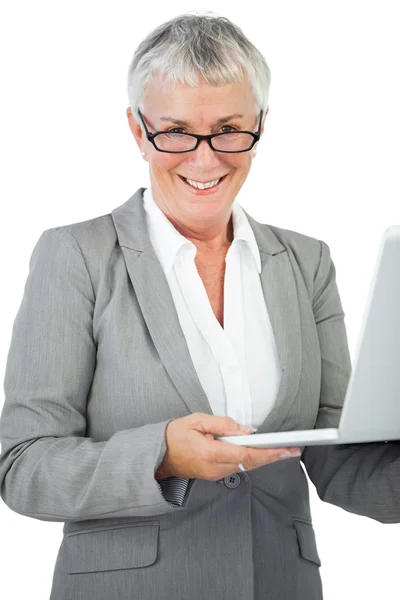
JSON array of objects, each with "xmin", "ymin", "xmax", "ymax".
[{"xmin": 142, "ymin": 73, "xmax": 257, "ymax": 123}]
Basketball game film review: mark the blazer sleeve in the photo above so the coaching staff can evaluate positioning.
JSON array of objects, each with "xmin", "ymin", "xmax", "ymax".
[
  {"xmin": 0, "ymin": 228, "xmax": 185, "ymax": 522},
  {"xmin": 302, "ymin": 240, "xmax": 400, "ymax": 524}
]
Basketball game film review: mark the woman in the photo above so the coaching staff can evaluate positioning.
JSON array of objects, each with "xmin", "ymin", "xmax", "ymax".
[{"xmin": 1, "ymin": 12, "xmax": 399, "ymax": 600}]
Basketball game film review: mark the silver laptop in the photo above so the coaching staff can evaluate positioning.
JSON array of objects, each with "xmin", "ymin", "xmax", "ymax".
[{"xmin": 217, "ymin": 226, "xmax": 400, "ymax": 448}]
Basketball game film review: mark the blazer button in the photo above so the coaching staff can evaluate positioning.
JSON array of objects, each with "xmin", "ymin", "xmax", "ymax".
[{"xmin": 223, "ymin": 473, "xmax": 241, "ymax": 488}]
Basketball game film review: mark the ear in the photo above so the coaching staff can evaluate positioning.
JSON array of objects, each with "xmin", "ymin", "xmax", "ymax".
[{"xmin": 126, "ymin": 107, "xmax": 146, "ymax": 153}]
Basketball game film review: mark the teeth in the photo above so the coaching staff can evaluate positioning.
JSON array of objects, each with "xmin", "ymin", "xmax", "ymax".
[{"xmin": 185, "ymin": 177, "xmax": 221, "ymax": 190}]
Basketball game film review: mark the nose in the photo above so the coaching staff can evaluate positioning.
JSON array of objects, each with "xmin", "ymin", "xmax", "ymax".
[{"xmin": 187, "ymin": 138, "xmax": 221, "ymax": 168}]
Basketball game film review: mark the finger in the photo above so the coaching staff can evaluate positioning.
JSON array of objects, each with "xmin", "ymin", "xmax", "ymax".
[
  {"xmin": 211, "ymin": 440, "xmax": 301, "ymax": 466},
  {"xmin": 257, "ymin": 447, "xmax": 302, "ymax": 461}
]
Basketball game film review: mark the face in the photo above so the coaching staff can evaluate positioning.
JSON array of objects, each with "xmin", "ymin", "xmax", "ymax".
[{"xmin": 127, "ymin": 73, "xmax": 267, "ymax": 238}]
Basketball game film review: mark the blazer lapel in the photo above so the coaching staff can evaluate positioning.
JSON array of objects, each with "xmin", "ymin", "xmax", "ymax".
[
  {"xmin": 243, "ymin": 211, "xmax": 302, "ymax": 434},
  {"xmin": 111, "ymin": 188, "xmax": 302, "ymax": 434}
]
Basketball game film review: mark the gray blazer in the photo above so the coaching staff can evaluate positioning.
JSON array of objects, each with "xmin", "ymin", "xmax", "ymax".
[{"xmin": 1, "ymin": 187, "xmax": 400, "ymax": 600}]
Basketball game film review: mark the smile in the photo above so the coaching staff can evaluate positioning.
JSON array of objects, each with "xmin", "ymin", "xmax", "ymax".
[{"xmin": 178, "ymin": 173, "xmax": 228, "ymax": 193}]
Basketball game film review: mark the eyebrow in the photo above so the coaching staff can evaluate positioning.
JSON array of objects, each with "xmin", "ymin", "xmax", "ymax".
[{"xmin": 158, "ymin": 113, "xmax": 245, "ymax": 127}]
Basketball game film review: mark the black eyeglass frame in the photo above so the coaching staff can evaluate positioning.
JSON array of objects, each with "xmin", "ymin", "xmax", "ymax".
[{"xmin": 137, "ymin": 108, "xmax": 263, "ymax": 153}]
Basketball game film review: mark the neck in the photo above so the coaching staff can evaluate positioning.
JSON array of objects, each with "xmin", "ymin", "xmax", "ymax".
[
  {"xmin": 189, "ymin": 216, "xmax": 234, "ymax": 254},
  {"xmin": 161, "ymin": 211, "xmax": 234, "ymax": 253},
  {"xmin": 151, "ymin": 187, "xmax": 234, "ymax": 252}
]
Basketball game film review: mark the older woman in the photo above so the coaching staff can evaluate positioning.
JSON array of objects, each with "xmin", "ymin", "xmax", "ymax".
[{"xmin": 1, "ymin": 12, "xmax": 400, "ymax": 600}]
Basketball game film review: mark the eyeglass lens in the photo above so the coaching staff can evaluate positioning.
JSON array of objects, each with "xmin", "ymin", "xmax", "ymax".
[{"xmin": 154, "ymin": 132, "xmax": 254, "ymax": 152}]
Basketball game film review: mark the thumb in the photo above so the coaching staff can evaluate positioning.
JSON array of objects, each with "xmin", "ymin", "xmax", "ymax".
[
  {"xmin": 199, "ymin": 415, "xmax": 253, "ymax": 437},
  {"xmin": 225, "ymin": 419, "xmax": 253, "ymax": 436}
]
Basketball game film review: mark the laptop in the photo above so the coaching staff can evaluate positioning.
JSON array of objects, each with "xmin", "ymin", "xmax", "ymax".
[{"xmin": 216, "ymin": 226, "xmax": 400, "ymax": 448}]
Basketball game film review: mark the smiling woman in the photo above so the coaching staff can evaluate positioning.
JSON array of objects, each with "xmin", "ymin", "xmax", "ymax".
[{"xmin": 3, "ymin": 9, "xmax": 397, "ymax": 600}]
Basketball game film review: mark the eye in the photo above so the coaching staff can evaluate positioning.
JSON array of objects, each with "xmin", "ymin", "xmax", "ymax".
[
  {"xmin": 220, "ymin": 125, "xmax": 238, "ymax": 133},
  {"xmin": 166, "ymin": 128, "xmax": 186, "ymax": 133}
]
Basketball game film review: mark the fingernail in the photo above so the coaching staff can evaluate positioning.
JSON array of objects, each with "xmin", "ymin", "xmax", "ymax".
[
  {"xmin": 279, "ymin": 450, "xmax": 301, "ymax": 460},
  {"xmin": 240, "ymin": 426, "xmax": 253, "ymax": 433}
]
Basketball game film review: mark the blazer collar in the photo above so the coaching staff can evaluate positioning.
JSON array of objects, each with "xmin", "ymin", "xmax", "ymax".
[{"xmin": 111, "ymin": 188, "xmax": 301, "ymax": 434}]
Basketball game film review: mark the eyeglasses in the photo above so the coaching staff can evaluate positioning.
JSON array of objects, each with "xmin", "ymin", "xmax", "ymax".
[{"xmin": 138, "ymin": 109, "xmax": 263, "ymax": 153}]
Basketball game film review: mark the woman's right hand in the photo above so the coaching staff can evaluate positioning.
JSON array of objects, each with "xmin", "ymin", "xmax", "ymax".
[{"xmin": 155, "ymin": 413, "xmax": 301, "ymax": 481}]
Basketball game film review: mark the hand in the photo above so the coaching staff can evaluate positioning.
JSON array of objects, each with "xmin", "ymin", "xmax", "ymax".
[{"xmin": 155, "ymin": 413, "xmax": 301, "ymax": 482}]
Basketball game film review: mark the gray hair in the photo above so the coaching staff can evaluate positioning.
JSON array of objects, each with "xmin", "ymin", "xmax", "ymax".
[{"xmin": 126, "ymin": 12, "xmax": 271, "ymax": 125}]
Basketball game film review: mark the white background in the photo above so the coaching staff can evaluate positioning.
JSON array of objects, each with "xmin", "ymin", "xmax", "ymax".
[{"xmin": 1, "ymin": 1, "xmax": 400, "ymax": 598}]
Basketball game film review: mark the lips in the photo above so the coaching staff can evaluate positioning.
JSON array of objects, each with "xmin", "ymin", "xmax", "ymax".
[{"xmin": 178, "ymin": 174, "xmax": 228, "ymax": 185}]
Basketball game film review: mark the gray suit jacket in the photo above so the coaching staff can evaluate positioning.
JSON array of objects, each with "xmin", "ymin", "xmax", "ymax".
[{"xmin": 1, "ymin": 187, "xmax": 400, "ymax": 600}]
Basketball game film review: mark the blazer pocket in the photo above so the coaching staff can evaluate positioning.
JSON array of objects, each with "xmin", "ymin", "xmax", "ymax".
[
  {"xmin": 292, "ymin": 519, "xmax": 321, "ymax": 567},
  {"xmin": 65, "ymin": 523, "xmax": 159, "ymax": 574}
]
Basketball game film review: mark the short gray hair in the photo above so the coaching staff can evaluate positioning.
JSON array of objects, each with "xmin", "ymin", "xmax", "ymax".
[{"xmin": 126, "ymin": 12, "xmax": 271, "ymax": 124}]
